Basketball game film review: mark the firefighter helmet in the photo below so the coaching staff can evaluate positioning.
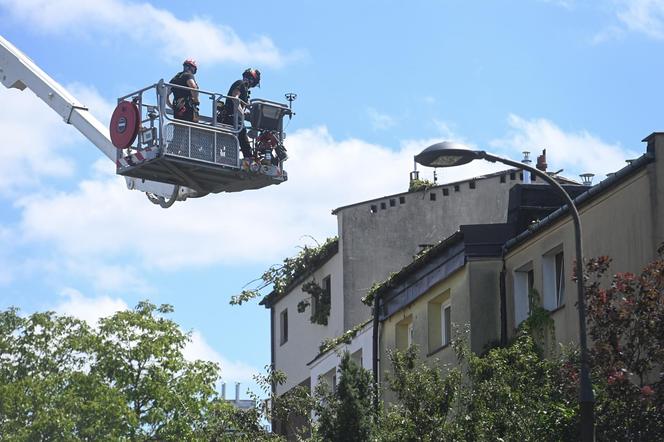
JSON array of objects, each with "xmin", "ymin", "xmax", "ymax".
[
  {"xmin": 183, "ymin": 59, "xmax": 198, "ymax": 73},
  {"xmin": 243, "ymin": 68, "xmax": 261, "ymax": 87}
]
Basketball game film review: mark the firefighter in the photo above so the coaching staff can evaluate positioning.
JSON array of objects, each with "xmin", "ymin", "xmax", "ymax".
[
  {"xmin": 220, "ymin": 68, "xmax": 261, "ymax": 159},
  {"xmin": 169, "ymin": 59, "xmax": 200, "ymax": 122}
]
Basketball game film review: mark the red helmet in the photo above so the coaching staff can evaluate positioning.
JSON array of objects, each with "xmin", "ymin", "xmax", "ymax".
[
  {"xmin": 183, "ymin": 59, "xmax": 198, "ymax": 72},
  {"xmin": 243, "ymin": 68, "xmax": 261, "ymax": 87}
]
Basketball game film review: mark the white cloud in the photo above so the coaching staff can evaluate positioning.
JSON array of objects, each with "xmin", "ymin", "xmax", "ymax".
[
  {"xmin": 0, "ymin": 88, "xmax": 79, "ymax": 194},
  {"xmin": 490, "ymin": 114, "xmax": 639, "ymax": 179},
  {"xmin": 591, "ymin": 25, "xmax": 626, "ymax": 44},
  {"xmin": 53, "ymin": 287, "xmax": 128, "ymax": 326},
  {"xmin": 15, "ymin": 127, "xmax": 421, "ymax": 273},
  {"xmin": 592, "ymin": 0, "xmax": 664, "ymax": 42},
  {"xmin": 51, "ymin": 289, "xmax": 257, "ymax": 386},
  {"xmin": 183, "ymin": 330, "xmax": 259, "ymax": 384},
  {"xmin": 367, "ymin": 107, "xmax": 396, "ymax": 130},
  {"xmin": 616, "ymin": 0, "xmax": 664, "ymax": 39},
  {"xmin": 8, "ymin": 108, "xmax": 508, "ymax": 292},
  {"xmin": 0, "ymin": 0, "xmax": 297, "ymax": 67}
]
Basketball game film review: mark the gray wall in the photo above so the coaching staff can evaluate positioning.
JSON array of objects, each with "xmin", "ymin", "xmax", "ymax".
[{"xmin": 337, "ymin": 173, "xmax": 523, "ymax": 330}]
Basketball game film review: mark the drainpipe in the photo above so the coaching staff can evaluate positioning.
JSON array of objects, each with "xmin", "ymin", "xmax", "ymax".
[
  {"xmin": 500, "ymin": 247, "xmax": 508, "ymax": 346},
  {"xmin": 372, "ymin": 291, "xmax": 380, "ymax": 413}
]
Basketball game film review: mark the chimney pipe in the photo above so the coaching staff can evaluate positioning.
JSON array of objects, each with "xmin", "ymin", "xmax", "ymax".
[
  {"xmin": 580, "ymin": 173, "xmax": 595, "ymax": 186},
  {"xmin": 235, "ymin": 382, "xmax": 240, "ymax": 402},
  {"xmin": 522, "ymin": 151, "xmax": 531, "ymax": 184},
  {"xmin": 221, "ymin": 382, "xmax": 226, "ymax": 400},
  {"xmin": 536, "ymin": 149, "xmax": 547, "ymax": 172}
]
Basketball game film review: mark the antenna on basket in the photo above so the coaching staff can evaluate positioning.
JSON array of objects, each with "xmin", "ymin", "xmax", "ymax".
[{"xmin": 285, "ymin": 92, "xmax": 297, "ymax": 119}]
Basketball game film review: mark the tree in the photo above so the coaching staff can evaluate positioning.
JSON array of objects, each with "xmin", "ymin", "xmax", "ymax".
[
  {"xmin": 378, "ymin": 346, "xmax": 461, "ymax": 441},
  {"xmin": 0, "ymin": 302, "xmax": 271, "ymax": 441},
  {"xmin": 583, "ymin": 253, "xmax": 664, "ymax": 441},
  {"xmin": 91, "ymin": 301, "xmax": 221, "ymax": 440},
  {"xmin": 0, "ymin": 308, "xmax": 128, "ymax": 440},
  {"xmin": 315, "ymin": 352, "xmax": 375, "ymax": 442}
]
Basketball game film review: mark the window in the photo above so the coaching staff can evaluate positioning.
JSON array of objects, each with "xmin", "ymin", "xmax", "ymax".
[
  {"xmin": 543, "ymin": 248, "xmax": 565, "ymax": 310},
  {"xmin": 399, "ymin": 196, "xmax": 406, "ymax": 204},
  {"xmin": 370, "ymin": 204, "xmax": 377, "ymax": 213},
  {"xmin": 427, "ymin": 291, "xmax": 451, "ymax": 353},
  {"xmin": 321, "ymin": 367, "xmax": 337, "ymax": 392},
  {"xmin": 510, "ymin": 171, "xmax": 516, "ymax": 180},
  {"xmin": 396, "ymin": 316, "xmax": 413, "ymax": 351},
  {"xmin": 454, "ymin": 185, "xmax": 460, "ymax": 192},
  {"xmin": 351, "ymin": 349, "xmax": 363, "ymax": 368},
  {"xmin": 441, "ymin": 302, "xmax": 451, "ymax": 347},
  {"xmin": 310, "ymin": 275, "xmax": 331, "ymax": 325},
  {"xmin": 389, "ymin": 198, "xmax": 396, "ymax": 207},
  {"xmin": 469, "ymin": 180, "xmax": 476, "ymax": 189},
  {"xmin": 430, "ymin": 192, "xmax": 437, "ymax": 201},
  {"xmin": 514, "ymin": 264, "xmax": 534, "ymax": 326},
  {"xmin": 500, "ymin": 174, "xmax": 506, "ymax": 183},
  {"xmin": 380, "ymin": 202, "xmax": 386, "ymax": 210},
  {"xmin": 280, "ymin": 309, "xmax": 288, "ymax": 345},
  {"xmin": 443, "ymin": 188, "xmax": 449, "ymax": 196}
]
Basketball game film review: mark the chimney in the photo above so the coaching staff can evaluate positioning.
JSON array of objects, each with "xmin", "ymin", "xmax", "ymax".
[
  {"xmin": 410, "ymin": 158, "xmax": 420, "ymax": 185},
  {"xmin": 522, "ymin": 151, "xmax": 531, "ymax": 184},
  {"xmin": 536, "ymin": 149, "xmax": 547, "ymax": 172},
  {"xmin": 235, "ymin": 382, "xmax": 240, "ymax": 402},
  {"xmin": 221, "ymin": 382, "xmax": 226, "ymax": 400},
  {"xmin": 580, "ymin": 173, "xmax": 595, "ymax": 186}
]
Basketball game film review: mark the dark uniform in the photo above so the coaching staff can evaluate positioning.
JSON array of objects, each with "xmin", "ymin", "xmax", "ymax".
[
  {"xmin": 221, "ymin": 79, "xmax": 252, "ymax": 158},
  {"xmin": 170, "ymin": 71, "xmax": 198, "ymax": 122}
]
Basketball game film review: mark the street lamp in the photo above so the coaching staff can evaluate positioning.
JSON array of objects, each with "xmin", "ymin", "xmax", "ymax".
[{"xmin": 415, "ymin": 141, "xmax": 595, "ymax": 441}]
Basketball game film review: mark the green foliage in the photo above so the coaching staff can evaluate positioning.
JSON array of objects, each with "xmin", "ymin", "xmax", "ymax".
[
  {"xmin": 231, "ymin": 237, "xmax": 337, "ymax": 326},
  {"xmin": 408, "ymin": 178, "xmax": 434, "ymax": 192},
  {"xmin": 378, "ymin": 346, "xmax": 461, "ymax": 441},
  {"xmin": 298, "ymin": 280, "xmax": 331, "ymax": 326},
  {"xmin": 314, "ymin": 352, "xmax": 375, "ymax": 442},
  {"xmin": 453, "ymin": 330, "xmax": 578, "ymax": 442},
  {"xmin": 521, "ymin": 288, "xmax": 556, "ymax": 353},
  {"xmin": 583, "ymin": 253, "xmax": 664, "ymax": 440},
  {"xmin": 361, "ymin": 273, "xmax": 398, "ymax": 307},
  {"xmin": 318, "ymin": 321, "xmax": 369, "ymax": 355},
  {"xmin": 0, "ymin": 302, "xmax": 265, "ymax": 441}
]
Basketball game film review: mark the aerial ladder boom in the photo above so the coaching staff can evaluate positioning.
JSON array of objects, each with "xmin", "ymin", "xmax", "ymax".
[
  {"xmin": 1, "ymin": 35, "xmax": 293, "ymax": 207},
  {"xmin": 0, "ymin": 34, "xmax": 192, "ymax": 202}
]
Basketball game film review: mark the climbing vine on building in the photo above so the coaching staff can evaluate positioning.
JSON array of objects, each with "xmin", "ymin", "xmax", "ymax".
[
  {"xmin": 297, "ymin": 279, "xmax": 331, "ymax": 326},
  {"xmin": 230, "ymin": 237, "xmax": 337, "ymax": 326}
]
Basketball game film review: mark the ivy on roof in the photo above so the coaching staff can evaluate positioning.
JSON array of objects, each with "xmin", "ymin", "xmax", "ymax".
[
  {"xmin": 318, "ymin": 319, "xmax": 372, "ymax": 355},
  {"xmin": 361, "ymin": 241, "xmax": 441, "ymax": 307},
  {"xmin": 408, "ymin": 178, "xmax": 434, "ymax": 192},
  {"xmin": 230, "ymin": 237, "xmax": 338, "ymax": 312}
]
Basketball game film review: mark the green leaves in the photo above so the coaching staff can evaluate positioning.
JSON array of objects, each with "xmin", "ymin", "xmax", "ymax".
[{"xmin": 0, "ymin": 302, "xmax": 244, "ymax": 441}]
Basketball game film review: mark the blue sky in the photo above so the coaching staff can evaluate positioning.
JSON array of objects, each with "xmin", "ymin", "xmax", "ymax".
[{"xmin": 1, "ymin": 0, "xmax": 663, "ymax": 395}]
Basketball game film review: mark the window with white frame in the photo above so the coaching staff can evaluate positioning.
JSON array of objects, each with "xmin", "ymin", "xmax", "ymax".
[
  {"xmin": 442, "ymin": 302, "xmax": 451, "ymax": 347},
  {"xmin": 427, "ymin": 290, "xmax": 451, "ymax": 353},
  {"xmin": 542, "ymin": 247, "xmax": 565, "ymax": 310},
  {"xmin": 514, "ymin": 263, "xmax": 534, "ymax": 326}
]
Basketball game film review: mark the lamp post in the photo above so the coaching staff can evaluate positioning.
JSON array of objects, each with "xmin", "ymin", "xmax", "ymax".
[{"xmin": 415, "ymin": 141, "xmax": 595, "ymax": 441}]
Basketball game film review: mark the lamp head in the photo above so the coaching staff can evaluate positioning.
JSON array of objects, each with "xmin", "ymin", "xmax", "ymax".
[{"xmin": 414, "ymin": 141, "xmax": 483, "ymax": 168}]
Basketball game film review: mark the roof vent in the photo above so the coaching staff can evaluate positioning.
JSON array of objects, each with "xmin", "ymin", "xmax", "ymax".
[
  {"xmin": 522, "ymin": 151, "xmax": 532, "ymax": 184},
  {"xmin": 580, "ymin": 173, "xmax": 595, "ymax": 186}
]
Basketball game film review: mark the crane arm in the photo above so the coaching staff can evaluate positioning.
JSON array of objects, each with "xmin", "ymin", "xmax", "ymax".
[
  {"xmin": 0, "ymin": 34, "xmax": 116, "ymax": 161},
  {"xmin": 0, "ymin": 34, "xmax": 192, "ymax": 203}
]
